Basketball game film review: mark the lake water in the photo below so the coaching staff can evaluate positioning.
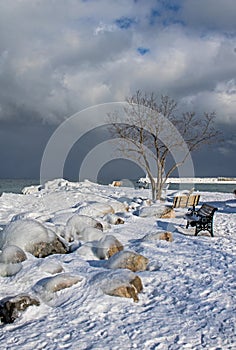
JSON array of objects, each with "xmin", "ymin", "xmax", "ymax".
[{"xmin": 0, "ymin": 178, "xmax": 235, "ymax": 195}]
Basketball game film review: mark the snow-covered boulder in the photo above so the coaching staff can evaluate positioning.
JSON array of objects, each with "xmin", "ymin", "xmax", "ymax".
[
  {"xmin": 0, "ymin": 245, "xmax": 27, "ymax": 264},
  {"xmin": 77, "ymin": 227, "xmax": 104, "ymax": 242},
  {"xmin": 108, "ymin": 201, "xmax": 129, "ymax": 213},
  {"xmin": 142, "ymin": 231, "xmax": 173, "ymax": 242},
  {"xmin": 92, "ymin": 269, "xmax": 143, "ymax": 302},
  {"xmin": 39, "ymin": 260, "xmax": 64, "ymax": 275},
  {"xmin": 76, "ymin": 202, "xmax": 114, "ymax": 217},
  {"xmin": 22, "ymin": 185, "xmax": 42, "ymax": 195},
  {"xmin": 0, "ymin": 262, "xmax": 23, "ymax": 277},
  {"xmin": 0, "ymin": 220, "xmax": 67, "ymax": 258},
  {"xmin": 33, "ymin": 273, "xmax": 83, "ymax": 302},
  {"xmin": 95, "ymin": 235, "xmax": 124, "ymax": 260},
  {"xmin": 106, "ymin": 275, "xmax": 143, "ymax": 302},
  {"xmin": 103, "ymin": 214, "xmax": 124, "ymax": 225},
  {"xmin": 105, "ymin": 250, "xmax": 149, "ymax": 272},
  {"xmin": 134, "ymin": 204, "xmax": 175, "ymax": 218},
  {"xmin": 0, "ymin": 294, "xmax": 40, "ymax": 324},
  {"xmin": 65, "ymin": 214, "xmax": 103, "ymax": 242}
]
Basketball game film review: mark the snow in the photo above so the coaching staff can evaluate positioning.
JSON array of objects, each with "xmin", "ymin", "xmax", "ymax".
[
  {"xmin": 0, "ymin": 219, "xmax": 53, "ymax": 253},
  {"xmin": 0, "ymin": 178, "xmax": 235, "ymax": 349}
]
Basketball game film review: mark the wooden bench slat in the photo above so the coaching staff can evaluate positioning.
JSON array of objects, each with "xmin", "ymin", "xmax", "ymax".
[{"xmin": 173, "ymin": 194, "xmax": 200, "ymax": 208}]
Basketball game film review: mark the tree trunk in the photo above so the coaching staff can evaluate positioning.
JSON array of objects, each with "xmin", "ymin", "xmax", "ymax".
[
  {"xmin": 147, "ymin": 173, "xmax": 157, "ymax": 201},
  {"xmin": 156, "ymin": 164, "xmax": 163, "ymax": 200}
]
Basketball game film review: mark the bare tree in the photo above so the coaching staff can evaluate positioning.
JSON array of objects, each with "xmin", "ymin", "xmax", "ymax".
[{"xmin": 108, "ymin": 90, "xmax": 221, "ymax": 200}]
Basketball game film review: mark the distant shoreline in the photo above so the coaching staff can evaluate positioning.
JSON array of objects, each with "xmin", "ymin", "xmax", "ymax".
[
  {"xmin": 166, "ymin": 177, "xmax": 236, "ymax": 184},
  {"xmin": 139, "ymin": 177, "xmax": 236, "ymax": 184}
]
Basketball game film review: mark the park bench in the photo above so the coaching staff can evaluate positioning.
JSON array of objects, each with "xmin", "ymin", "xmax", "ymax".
[
  {"xmin": 173, "ymin": 193, "xmax": 200, "ymax": 208},
  {"xmin": 184, "ymin": 203, "xmax": 218, "ymax": 237}
]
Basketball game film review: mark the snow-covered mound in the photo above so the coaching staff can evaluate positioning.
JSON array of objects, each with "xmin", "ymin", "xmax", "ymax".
[
  {"xmin": 0, "ymin": 219, "xmax": 67, "ymax": 257},
  {"xmin": 0, "ymin": 179, "xmax": 235, "ymax": 349}
]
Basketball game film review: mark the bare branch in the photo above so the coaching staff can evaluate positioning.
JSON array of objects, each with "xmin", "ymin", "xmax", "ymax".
[{"xmin": 107, "ymin": 90, "xmax": 222, "ymax": 200}]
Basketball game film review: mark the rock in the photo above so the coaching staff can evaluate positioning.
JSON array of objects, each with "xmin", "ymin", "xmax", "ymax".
[
  {"xmin": 143, "ymin": 231, "xmax": 173, "ymax": 242},
  {"xmin": 39, "ymin": 260, "xmax": 64, "ymax": 274},
  {"xmin": 160, "ymin": 208, "xmax": 175, "ymax": 219},
  {"xmin": 65, "ymin": 214, "xmax": 103, "ymax": 242},
  {"xmin": 95, "ymin": 235, "xmax": 124, "ymax": 259},
  {"xmin": 106, "ymin": 250, "xmax": 149, "ymax": 272},
  {"xmin": 0, "ymin": 245, "xmax": 27, "ymax": 264},
  {"xmin": 134, "ymin": 204, "xmax": 175, "ymax": 218},
  {"xmin": 33, "ymin": 273, "xmax": 83, "ymax": 302},
  {"xmin": 0, "ymin": 219, "xmax": 48, "ymax": 250},
  {"xmin": 107, "ymin": 285, "xmax": 139, "ymax": 302},
  {"xmin": 108, "ymin": 201, "xmax": 129, "ymax": 213},
  {"xmin": 0, "ymin": 262, "xmax": 23, "ymax": 277},
  {"xmin": 111, "ymin": 181, "xmax": 122, "ymax": 187},
  {"xmin": 0, "ymin": 294, "xmax": 40, "ymax": 324},
  {"xmin": 103, "ymin": 214, "xmax": 124, "ymax": 225},
  {"xmin": 158, "ymin": 231, "xmax": 173, "ymax": 242},
  {"xmin": 77, "ymin": 227, "xmax": 104, "ymax": 242},
  {"xmin": 98, "ymin": 270, "xmax": 143, "ymax": 302},
  {"xmin": 108, "ymin": 275, "xmax": 143, "ymax": 302},
  {"xmin": 0, "ymin": 220, "xmax": 68, "ymax": 258},
  {"xmin": 76, "ymin": 202, "xmax": 114, "ymax": 217},
  {"xmin": 29, "ymin": 235, "xmax": 68, "ymax": 258}
]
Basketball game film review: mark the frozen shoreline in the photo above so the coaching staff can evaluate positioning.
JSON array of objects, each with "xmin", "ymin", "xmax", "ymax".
[{"xmin": 0, "ymin": 179, "xmax": 235, "ymax": 349}]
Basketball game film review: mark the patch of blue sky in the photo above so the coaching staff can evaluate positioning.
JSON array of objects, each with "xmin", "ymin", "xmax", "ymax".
[
  {"xmin": 137, "ymin": 47, "xmax": 150, "ymax": 56},
  {"xmin": 159, "ymin": 0, "xmax": 181, "ymax": 12},
  {"xmin": 162, "ymin": 18, "xmax": 185, "ymax": 28},
  {"xmin": 149, "ymin": 8, "xmax": 162, "ymax": 26},
  {"xmin": 165, "ymin": 3, "xmax": 181, "ymax": 12},
  {"xmin": 115, "ymin": 16, "xmax": 137, "ymax": 29},
  {"xmin": 148, "ymin": 1, "xmax": 182, "ymax": 26}
]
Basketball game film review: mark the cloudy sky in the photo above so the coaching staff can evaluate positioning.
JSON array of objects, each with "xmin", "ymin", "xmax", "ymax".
[{"xmin": 0, "ymin": 0, "xmax": 235, "ymax": 181}]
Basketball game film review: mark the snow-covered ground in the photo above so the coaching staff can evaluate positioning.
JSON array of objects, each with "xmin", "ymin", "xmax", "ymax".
[{"xmin": 0, "ymin": 179, "xmax": 235, "ymax": 349}]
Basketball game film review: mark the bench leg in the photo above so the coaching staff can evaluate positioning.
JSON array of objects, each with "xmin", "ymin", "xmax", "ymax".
[{"xmin": 209, "ymin": 223, "xmax": 214, "ymax": 237}]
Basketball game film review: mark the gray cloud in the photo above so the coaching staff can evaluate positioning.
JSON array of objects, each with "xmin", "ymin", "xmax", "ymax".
[{"xmin": 0, "ymin": 0, "xmax": 235, "ymax": 179}]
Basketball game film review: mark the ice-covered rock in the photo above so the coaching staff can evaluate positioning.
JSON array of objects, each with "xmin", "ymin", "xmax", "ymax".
[
  {"xmin": 22, "ymin": 185, "xmax": 42, "ymax": 195},
  {"xmin": 106, "ymin": 275, "xmax": 143, "ymax": 302},
  {"xmin": 77, "ymin": 227, "xmax": 104, "ymax": 242},
  {"xmin": 142, "ymin": 231, "xmax": 173, "ymax": 242},
  {"xmin": 103, "ymin": 214, "xmax": 124, "ymax": 225},
  {"xmin": 65, "ymin": 214, "xmax": 103, "ymax": 242},
  {"xmin": 108, "ymin": 201, "xmax": 129, "ymax": 213},
  {"xmin": 0, "ymin": 220, "xmax": 67, "ymax": 258},
  {"xmin": 0, "ymin": 245, "xmax": 27, "ymax": 264},
  {"xmin": 92, "ymin": 269, "xmax": 143, "ymax": 302},
  {"xmin": 0, "ymin": 294, "xmax": 40, "ymax": 324},
  {"xmin": 0, "ymin": 219, "xmax": 48, "ymax": 249},
  {"xmin": 105, "ymin": 250, "xmax": 149, "ymax": 272},
  {"xmin": 76, "ymin": 202, "xmax": 114, "ymax": 217},
  {"xmin": 95, "ymin": 235, "xmax": 124, "ymax": 260},
  {"xmin": 0, "ymin": 262, "xmax": 23, "ymax": 277},
  {"xmin": 48, "ymin": 211, "xmax": 75, "ymax": 225},
  {"xmin": 134, "ymin": 204, "xmax": 175, "ymax": 218},
  {"xmin": 39, "ymin": 260, "xmax": 64, "ymax": 275},
  {"xmin": 33, "ymin": 273, "xmax": 83, "ymax": 302}
]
